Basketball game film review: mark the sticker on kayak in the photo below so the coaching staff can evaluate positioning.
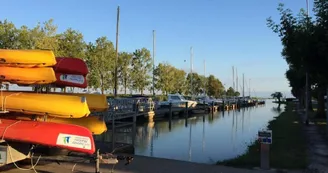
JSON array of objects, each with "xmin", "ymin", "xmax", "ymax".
[
  {"xmin": 60, "ymin": 74, "xmax": 85, "ymax": 84},
  {"xmin": 56, "ymin": 133, "xmax": 92, "ymax": 150}
]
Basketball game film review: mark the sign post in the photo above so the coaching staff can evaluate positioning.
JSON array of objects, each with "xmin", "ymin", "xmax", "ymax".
[{"xmin": 258, "ymin": 130, "xmax": 272, "ymax": 170}]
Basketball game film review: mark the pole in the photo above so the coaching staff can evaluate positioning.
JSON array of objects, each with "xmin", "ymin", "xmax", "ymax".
[
  {"xmin": 152, "ymin": 30, "xmax": 156, "ymax": 96},
  {"xmin": 249, "ymin": 79, "xmax": 251, "ymax": 97},
  {"xmin": 236, "ymin": 68, "xmax": 238, "ymax": 93},
  {"xmin": 305, "ymin": 0, "xmax": 309, "ymax": 124},
  {"xmin": 190, "ymin": 47, "xmax": 193, "ymax": 97},
  {"xmin": 232, "ymin": 66, "xmax": 235, "ymax": 92},
  {"xmin": 204, "ymin": 59, "xmax": 206, "ymax": 95},
  {"xmin": 114, "ymin": 6, "xmax": 120, "ymax": 97},
  {"xmin": 242, "ymin": 73, "xmax": 245, "ymax": 98}
]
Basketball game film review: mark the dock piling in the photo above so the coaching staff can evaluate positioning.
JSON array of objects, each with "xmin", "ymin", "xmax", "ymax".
[
  {"xmin": 185, "ymin": 102, "xmax": 188, "ymax": 118},
  {"xmin": 169, "ymin": 103, "xmax": 173, "ymax": 119},
  {"xmin": 203, "ymin": 101, "xmax": 206, "ymax": 113},
  {"xmin": 211, "ymin": 101, "xmax": 214, "ymax": 115}
]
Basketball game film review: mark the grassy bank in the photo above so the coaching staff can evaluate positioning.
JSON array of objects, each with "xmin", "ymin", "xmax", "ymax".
[{"xmin": 217, "ymin": 104, "xmax": 307, "ymax": 169}]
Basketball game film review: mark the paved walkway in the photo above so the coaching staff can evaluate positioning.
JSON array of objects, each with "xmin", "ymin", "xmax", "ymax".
[
  {"xmin": 0, "ymin": 155, "xmax": 303, "ymax": 173},
  {"xmin": 298, "ymin": 109, "xmax": 328, "ymax": 173}
]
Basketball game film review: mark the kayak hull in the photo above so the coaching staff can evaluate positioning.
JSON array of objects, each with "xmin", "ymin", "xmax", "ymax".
[
  {"xmin": 0, "ymin": 91, "xmax": 90, "ymax": 118},
  {"xmin": 0, "ymin": 67, "xmax": 56, "ymax": 85},
  {"xmin": 4, "ymin": 113, "xmax": 107, "ymax": 135},
  {"xmin": 0, "ymin": 49, "xmax": 56, "ymax": 67},
  {"xmin": 54, "ymin": 57, "xmax": 88, "ymax": 75},
  {"xmin": 0, "ymin": 118, "xmax": 95, "ymax": 154},
  {"xmin": 54, "ymin": 92, "xmax": 108, "ymax": 112},
  {"xmin": 54, "ymin": 73, "xmax": 87, "ymax": 88},
  {"xmin": 9, "ymin": 91, "xmax": 108, "ymax": 112}
]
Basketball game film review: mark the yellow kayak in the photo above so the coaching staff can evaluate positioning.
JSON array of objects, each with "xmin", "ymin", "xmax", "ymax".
[
  {"xmin": 0, "ymin": 91, "xmax": 90, "ymax": 118},
  {"xmin": 0, "ymin": 66, "xmax": 56, "ymax": 85},
  {"xmin": 0, "ymin": 49, "xmax": 56, "ymax": 67},
  {"xmin": 51, "ymin": 92, "xmax": 108, "ymax": 112},
  {"xmin": 3, "ymin": 113, "xmax": 107, "ymax": 135},
  {"xmin": 7, "ymin": 91, "xmax": 108, "ymax": 112}
]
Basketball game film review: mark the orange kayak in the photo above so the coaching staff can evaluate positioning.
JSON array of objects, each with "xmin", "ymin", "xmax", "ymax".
[
  {"xmin": 3, "ymin": 113, "xmax": 107, "ymax": 135},
  {"xmin": 0, "ymin": 49, "xmax": 56, "ymax": 67},
  {"xmin": 0, "ymin": 67, "xmax": 56, "ymax": 85}
]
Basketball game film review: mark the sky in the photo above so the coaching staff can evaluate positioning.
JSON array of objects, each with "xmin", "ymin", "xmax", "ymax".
[{"xmin": 0, "ymin": 0, "xmax": 311, "ymax": 97}]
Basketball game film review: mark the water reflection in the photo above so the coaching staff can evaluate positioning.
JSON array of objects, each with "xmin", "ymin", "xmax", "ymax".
[{"xmin": 99, "ymin": 102, "xmax": 279, "ymax": 164}]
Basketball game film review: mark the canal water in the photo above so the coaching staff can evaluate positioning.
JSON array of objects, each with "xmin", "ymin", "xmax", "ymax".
[{"xmin": 101, "ymin": 100, "xmax": 282, "ymax": 164}]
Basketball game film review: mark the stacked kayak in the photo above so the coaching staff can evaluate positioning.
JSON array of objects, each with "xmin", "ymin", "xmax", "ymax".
[
  {"xmin": 53, "ymin": 57, "xmax": 88, "ymax": 88},
  {"xmin": 0, "ymin": 49, "xmax": 109, "ymax": 155}
]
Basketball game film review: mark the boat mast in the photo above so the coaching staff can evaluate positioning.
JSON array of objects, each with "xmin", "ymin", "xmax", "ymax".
[
  {"xmin": 190, "ymin": 47, "xmax": 193, "ymax": 97},
  {"xmin": 152, "ymin": 30, "xmax": 156, "ymax": 96},
  {"xmin": 242, "ymin": 73, "xmax": 245, "ymax": 98},
  {"xmin": 232, "ymin": 66, "xmax": 235, "ymax": 93},
  {"xmin": 204, "ymin": 59, "xmax": 206, "ymax": 95},
  {"xmin": 114, "ymin": 6, "xmax": 120, "ymax": 97},
  {"xmin": 236, "ymin": 68, "xmax": 238, "ymax": 93},
  {"xmin": 249, "ymin": 78, "xmax": 251, "ymax": 97}
]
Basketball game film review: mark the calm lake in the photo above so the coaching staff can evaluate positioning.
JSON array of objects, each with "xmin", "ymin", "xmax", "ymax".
[{"xmin": 101, "ymin": 100, "xmax": 282, "ymax": 164}]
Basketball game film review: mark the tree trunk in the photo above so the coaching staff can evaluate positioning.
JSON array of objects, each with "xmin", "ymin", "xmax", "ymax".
[
  {"xmin": 101, "ymin": 74, "xmax": 104, "ymax": 95},
  {"xmin": 307, "ymin": 84, "xmax": 313, "ymax": 112},
  {"xmin": 124, "ymin": 78, "xmax": 127, "ymax": 95},
  {"xmin": 317, "ymin": 85, "xmax": 326, "ymax": 118}
]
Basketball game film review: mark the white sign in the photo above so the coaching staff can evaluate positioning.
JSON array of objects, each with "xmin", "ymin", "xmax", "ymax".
[
  {"xmin": 56, "ymin": 133, "xmax": 92, "ymax": 150},
  {"xmin": 59, "ymin": 74, "xmax": 85, "ymax": 84},
  {"xmin": 258, "ymin": 130, "xmax": 272, "ymax": 144},
  {"xmin": 0, "ymin": 151, "xmax": 6, "ymax": 164}
]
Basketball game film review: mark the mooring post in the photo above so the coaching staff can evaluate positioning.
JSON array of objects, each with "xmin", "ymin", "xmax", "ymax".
[
  {"xmin": 169, "ymin": 102, "xmax": 172, "ymax": 119},
  {"xmin": 95, "ymin": 149, "xmax": 100, "ymax": 173},
  {"xmin": 111, "ymin": 105, "xmax": 116, "ymax": 152},
  {"xmin": 132, "ymin": 101, "xmax": 138, "ymax": 146},
  {"xmin": 185, "ymin": 102, "xmax": 188, "ymax": 118},
  {"xmin": 203, "ymin": 101, "xmax": 206, "ymax": 113},
  {"xmin": 211, "ymin": 101, "xmax": 214, "ymax": 115},
  {"xmin": 258, "ymin": 130, "xmax": 272, "ymax": 170}
]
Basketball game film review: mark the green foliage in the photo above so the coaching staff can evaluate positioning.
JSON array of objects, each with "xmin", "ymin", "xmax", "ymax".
[
  {"xmin": 86, "ymin": 37, "xmax": 115, "ymax": 94},
  {"xmin": 131, "ymin": 48, "xmax": 152, "ymax": 94},
  {"xmin": 271, "ymin": 92, "xmax": 283, "ymax": 102},
  {"xmin": 225, "ymin": 87, "xmax": 239, "ymax": 97},
  {"xmin": 118, "ymin": 52, "xmax": 133, "ymax": 94},
  {"xmin": 206, "ymin": 75, "xmax": 224, "ymax": 98},
  {"xmin": 0, "ymin": 18, "xmax": 229, "ymax": 96},
  {"xmin": 267, "ymin": 1, "xmax": 328, "ymax": 116},
  {"xmin": 56, "ymin": 28, "xmax": 86, "ymax": 58}
]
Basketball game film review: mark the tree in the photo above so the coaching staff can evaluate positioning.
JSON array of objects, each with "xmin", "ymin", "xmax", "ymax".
[
  {"xmin": 271, "ymin": 92, "xmax": 283, "ymax": 102},
  {"xmin": 0, "ymin": 20, "xmax": 19, "ymax": 49},
  {"xmin": 171, "ymin": 69, "xmax": 187, "ymax": 94},
  {"xmin": 154, "ymin": 62, "xmax": 174, "ymax": 95},
  {"xmin": 206, "ymin": 75, "xmax": 225, "ymax": 98},
  {"xmin": 226, "ymin": 87, "xmax": 236, "ymax": 97},
  {"xmin": 32, "ymin": 19, "xmax": 59, "ymax": 52},
  {"xmin": 267, "ymin": 3, "xmax": 316, "ymax": 112},
  {"xmin": 85, "ymin": 37, "xmax": 115, "ymax": 94},
  {"xmin": 56, "ymin": 28, "xmax": 86, "ymax": 58},
  {"xmin": 186, "ymin": 72, "xmax": 203, "ymax": 95},
  {"xmin": 131, "ymin": 48, "xmax": 152, "ymax": 95},
  {"xmin": 118, "ymin": 52, "xmax": 133, "ymax": 95}
]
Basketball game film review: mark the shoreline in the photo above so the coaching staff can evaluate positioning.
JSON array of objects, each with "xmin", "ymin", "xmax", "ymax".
[{"xmin": 216, "ymin": 104, "xmax": 307, "ymax": 170}]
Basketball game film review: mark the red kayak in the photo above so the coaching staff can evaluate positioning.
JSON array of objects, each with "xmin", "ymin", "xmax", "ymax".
[
  {"xmin": 55, "ymin": 73, "xmax": 87, "ymax": 88},
  {"xmin": 54, "ymin": 57, "xmax": 88, "ymax": 75},
  {"xmin": 0, "ymin": 119, "xmax": 95, "ymax": 155}
]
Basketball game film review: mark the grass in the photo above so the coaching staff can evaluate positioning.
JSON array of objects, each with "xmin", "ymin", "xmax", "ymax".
[
  {"xmin": 309, "ymin": 110, "xmax": 328, "ymax": 143},
  {"xmin": 217, "ymin": 104, "xmax": 308, "ymax": 169}
]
